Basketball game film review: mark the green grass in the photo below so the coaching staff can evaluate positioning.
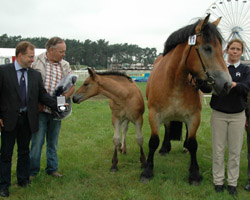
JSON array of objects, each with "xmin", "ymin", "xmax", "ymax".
[{"xmin": 4, "ymin": 82, "xmax": 250, "ymax": 199}]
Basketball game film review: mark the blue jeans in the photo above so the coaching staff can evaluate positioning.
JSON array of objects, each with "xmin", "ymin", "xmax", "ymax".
[{"xmin": 30, "ymin": 112, "xmax": 61, "ymax": 176}]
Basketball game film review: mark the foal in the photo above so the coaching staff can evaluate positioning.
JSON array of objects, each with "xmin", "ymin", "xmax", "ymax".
[{"xmin": 73, "ymin": 68, "xmax": 146, "ymax": 171}]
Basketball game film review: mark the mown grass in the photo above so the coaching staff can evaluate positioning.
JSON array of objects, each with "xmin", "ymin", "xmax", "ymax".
[{"xmin": 3, "ymin": 82, "xmax": 249, "ymax": 200}]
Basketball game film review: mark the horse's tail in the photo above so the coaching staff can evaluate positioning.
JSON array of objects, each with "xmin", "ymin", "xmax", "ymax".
[{"xmin": 169, "ymin": 121, "xmax": 183, "ymax": 141}]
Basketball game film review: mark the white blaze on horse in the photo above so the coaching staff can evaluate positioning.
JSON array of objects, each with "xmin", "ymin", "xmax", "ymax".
[{"xmin": 73, "ymin": 68, "xmax": 146, "ymax": 171}]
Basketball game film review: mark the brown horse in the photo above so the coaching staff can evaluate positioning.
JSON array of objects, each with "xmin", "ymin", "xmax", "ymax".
[
  {"xmin": 140, "ymin": 14, "xmax": 232, "ymax": 185},
  {"xmin": 72, "ymin": 68, "xmax": 146, "ymax": 171}
]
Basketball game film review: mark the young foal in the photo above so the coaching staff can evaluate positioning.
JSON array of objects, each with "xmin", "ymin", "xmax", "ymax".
[
  {"xmin": 73, "ymin": 68, "xmax": 146, "ymax": 171},
  {"xmin": 140, "ymin": 14, "xmax": 232, "ymax": 184}
]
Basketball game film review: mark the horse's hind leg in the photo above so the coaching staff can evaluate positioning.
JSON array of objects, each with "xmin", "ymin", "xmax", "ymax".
[
  {"xmin": 159, "ymin": 121, "xmax": 184, "ymax": 155},
  {"xmin": 159, "ymin": 123, "xmax": 171, "ymax": 155},
  {"xmin": 135, "ymin": 116, "xmax": 146, "ymax": 168},
  {"xmin": 111, "ymin": 117, "xmax": 121, "ymax": 172},
  {"xmin": 183, "ymin": 125, "xmax": 189, "ymax": 153},
  {"xmin": 120, "ymin": 120, "xmax": 129, "ymax": 154}
]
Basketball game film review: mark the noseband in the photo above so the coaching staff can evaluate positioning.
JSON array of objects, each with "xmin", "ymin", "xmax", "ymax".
[{"xmin": 185, "ymin": 33, "xmax": 215, "ymax": 87}]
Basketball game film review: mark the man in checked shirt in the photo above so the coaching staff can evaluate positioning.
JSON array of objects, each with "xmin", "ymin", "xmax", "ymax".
[{"xmin": 29, "ymin": 37, "xmax": 75, "ymax": 178}]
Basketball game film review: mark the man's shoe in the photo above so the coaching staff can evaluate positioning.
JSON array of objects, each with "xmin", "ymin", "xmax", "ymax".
[
  {"xmin": 245, "ymin": 183, "xmax": 250, "ymax": 191},
  {"xmin": 0, "ymin": 189, "xmax": 9, "ymax": 198},
  {"xmin": 50, "ymin": 171, "xmax": 63, "ymax": 177},
  {"xmin": 214, "ymin": 185, "xmax": 224, "ymax": 193},
  {"xmin": 227, "ymin": 185, "xmax": 237, "ymax": 195}
]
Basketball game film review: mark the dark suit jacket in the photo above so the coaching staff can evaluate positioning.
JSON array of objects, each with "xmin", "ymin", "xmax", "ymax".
[{"xmin": 0, "ymin": 63, "xmax": 57, "ymax": 133}]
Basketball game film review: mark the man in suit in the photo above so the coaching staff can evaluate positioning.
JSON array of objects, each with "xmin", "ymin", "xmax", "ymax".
[{"xmin": 0, "ymin": 41, "xmax": 58, "ymax": 197}]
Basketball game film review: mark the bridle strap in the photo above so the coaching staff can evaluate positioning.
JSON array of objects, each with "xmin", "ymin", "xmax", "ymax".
[
  {"xmin": 185, "ymin": 45, "xmax": 193, "ymax": 66},
  {"xmin": 185, "ymin": 34, "xmax": 215, "ymax": 86}
]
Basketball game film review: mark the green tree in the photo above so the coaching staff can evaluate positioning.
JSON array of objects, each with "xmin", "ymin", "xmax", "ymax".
[{"xmin": 0, "ymin": 34, "xmax": 158, "ymax": 69}]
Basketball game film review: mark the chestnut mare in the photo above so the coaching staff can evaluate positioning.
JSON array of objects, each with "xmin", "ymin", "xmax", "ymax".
[
  {"xmin": 73, "ymin": 68, "xmax": 146, "ymax": 171},
  {"xmin": 140, "ymin": 14, "xmax": 232, "ymax": 184}
]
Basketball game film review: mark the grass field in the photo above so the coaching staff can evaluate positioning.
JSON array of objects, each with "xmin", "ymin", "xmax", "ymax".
[{"xmin": 4, "ymin": 82, "xmax": 250, "ymax": 200}]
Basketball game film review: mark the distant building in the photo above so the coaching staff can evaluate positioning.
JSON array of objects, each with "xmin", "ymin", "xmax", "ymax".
[{"xmin": 0, "ymin": 48, "xmax": 46, "ymax": 65}]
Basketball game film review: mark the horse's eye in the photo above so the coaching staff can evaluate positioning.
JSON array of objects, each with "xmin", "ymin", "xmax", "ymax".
[
  {"xmin": 83, "ymin": 83, "xmax": 88, "ymax": 87},
  {"xmin": 203, "ymin": 45, "xmax": 212, "ymax": 53}
]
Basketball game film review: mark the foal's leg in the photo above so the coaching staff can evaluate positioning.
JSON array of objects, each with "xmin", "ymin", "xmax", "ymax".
[
  {"xmin": 135, "ymin": 116, "xmax": 146, "ymax": 168},
  {"xmin": 186, "ymin": 117, "xmax": 203, "ymax": 185},
  {"xmin": 140, "ymin": 110, "xmax": 160, "ymax": 182},
  {"xmin": 111, "ymin": 116, "xmax": 121, "ymax": 172},
  {"xmin": 120, "ymin": 120, "xmax": 129, "ymax": 154}
]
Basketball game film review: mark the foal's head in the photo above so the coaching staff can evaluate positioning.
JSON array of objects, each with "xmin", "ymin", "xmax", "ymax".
[
  {"xmin": 72, "ymin": 68, "xmax": 132, "ymax": 103},
  {"xmin": 72, "ymin": 68, "xmax": 101, "ymax": 103}
]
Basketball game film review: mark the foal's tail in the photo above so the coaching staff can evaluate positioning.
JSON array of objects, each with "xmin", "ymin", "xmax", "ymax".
[{"xmin": 169, "ymin": 121, "xmax": 183, "ymax": 141}]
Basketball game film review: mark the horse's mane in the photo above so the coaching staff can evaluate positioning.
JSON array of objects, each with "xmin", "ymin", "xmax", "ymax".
[
  {"xmin": 162, "ymin": 19, "xmax": 223, "ymax": 56},
  {"xmin": 96, "ymin": 70, "xmax": 133, "ymax": 82}
]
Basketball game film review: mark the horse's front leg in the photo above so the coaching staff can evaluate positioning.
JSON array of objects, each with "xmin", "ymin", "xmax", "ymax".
[
  {"xmin": 135, "ymin": 116, "xmax": 146, "ymax": 168},
  {"xmin": 186, "ymin": 115, "xmax": 203, "ymax": 185},
  {"xmin": 140, "ymin": 110, "xmax": 160, "ymax": 182},
  {"xmin": 111, "ymin": 117, "xmax": 121, "ymax": 172}
]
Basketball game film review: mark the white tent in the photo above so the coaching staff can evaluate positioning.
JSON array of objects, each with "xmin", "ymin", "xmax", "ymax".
[{"xmin": 0, "ymin": 48, "xmax": 46, "ymax": 65}]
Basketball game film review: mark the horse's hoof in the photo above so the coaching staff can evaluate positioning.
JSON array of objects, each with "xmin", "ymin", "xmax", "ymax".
[
  {"xmin": 122, "ymin": 151, "xmax": 127, "ymax": 155},
  {"xmin": 189, "ymin": 173, "xmax": 203, "ymax": 186},
  {"xmin": 159, "ymin": 149, "xmax": 170, "ymax": 156},
  {"xmin": 110, "ymin": 166, "xmax": 118, "ymax": 173},
  {"xmin": 140, "ymin": 168, "xmax": 154, "ymax": 183},
  {"xmin": 159, "ymin": 151, "xmax": 168, "ymax": 156},
  {"xmin": 140, "ymin": 176, "xmax": 151, "ymax": 184},
  {"xmin": 189, "ymin": 180, "xmax": 202, "ymax": 186},
  {"xmin": 182, "ymin": 147, "xmax": 189, "ymax": 154},
  {"xmin": 140, "ymin": 172, "xmax": 153, "ymax": 184}
]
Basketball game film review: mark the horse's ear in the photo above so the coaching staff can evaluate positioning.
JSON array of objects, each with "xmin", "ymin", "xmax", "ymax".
[
  {"xmin": 87, "ymin": 67, "xmax": 97, "ymax": 80},
  {"xmin": 195, "ymin": 14, "xmax": 210, "ymax": 34},
  {"xmin": 212, "ymin": 17, "xmax": 221, "ymax": 27}
]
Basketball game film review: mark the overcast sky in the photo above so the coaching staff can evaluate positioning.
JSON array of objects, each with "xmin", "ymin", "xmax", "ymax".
[{"xmin": 1, "ymin": 0, "xmax": 217, "ymax": 53}]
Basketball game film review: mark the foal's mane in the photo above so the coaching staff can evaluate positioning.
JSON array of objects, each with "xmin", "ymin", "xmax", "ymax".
[
  {"xmin": 162, "ymin": 19, "xmax": 223, "ymax": 56},
  {"xmin": 96, "ymin": 71, "xmax": 133, "ymax": 82}
]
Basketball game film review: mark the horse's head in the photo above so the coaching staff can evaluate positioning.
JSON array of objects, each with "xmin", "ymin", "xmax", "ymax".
[
  {"xmin": 72, "ymin": 67, "xmax": 99, "ymax": 104},
  {"xmin": 186, "ymin": 14, "xmax": 232, "ymax": 96}
]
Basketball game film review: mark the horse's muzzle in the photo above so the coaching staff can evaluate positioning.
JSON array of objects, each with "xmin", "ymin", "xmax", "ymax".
[
  {"xmin": 212, "ymin": 71, "xmax": 232, "ymax": 96},
  {"xmin": 72, "ymin": 94, "xmax": 82, "ymax": 104},
  {"xmin": 213, "ymin": 79, "xmax": 232, "ymax": 96}
]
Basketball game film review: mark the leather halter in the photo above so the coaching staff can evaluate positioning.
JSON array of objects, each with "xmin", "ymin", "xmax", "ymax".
[{"xmin": 185, "ymin": 33, "xmax": 215, "ymax": 88}]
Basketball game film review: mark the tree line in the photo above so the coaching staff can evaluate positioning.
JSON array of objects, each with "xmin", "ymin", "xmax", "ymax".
[{"xmin": 0, "ymin": 34, "xmax": 158, "ymax": 69}]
